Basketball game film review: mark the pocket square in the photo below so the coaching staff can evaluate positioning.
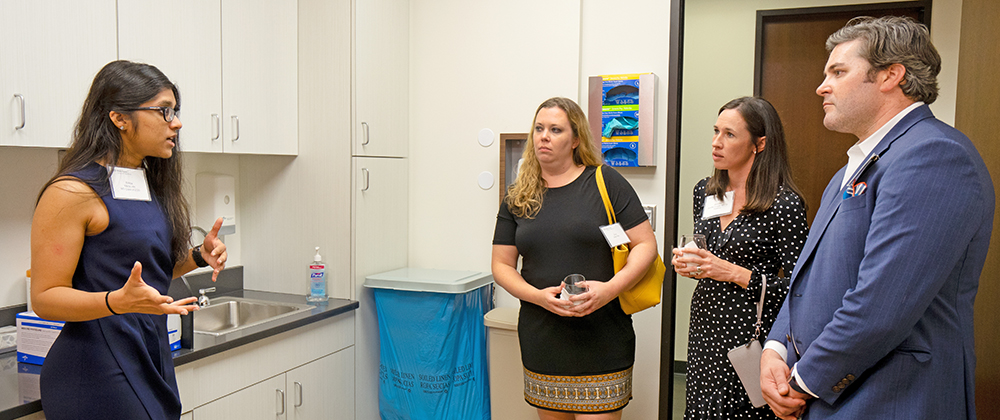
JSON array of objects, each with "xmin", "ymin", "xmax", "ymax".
[{"xmin": 843, "ymin": 181, "xmax": 867, "ymax": 199}]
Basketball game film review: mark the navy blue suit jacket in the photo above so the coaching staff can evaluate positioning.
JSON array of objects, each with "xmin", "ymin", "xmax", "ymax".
[{"xmin": 768, "ymin": 105, "xmax": 994, "ymax": 419}]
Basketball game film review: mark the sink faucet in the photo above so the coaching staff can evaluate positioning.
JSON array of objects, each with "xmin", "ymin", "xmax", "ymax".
[
  {"xmin": 198, "ymin": 287, "xmax": 217, "ymax": 307},
  {"xmin": 191, "ymin": 225, "xmax": 208, "ymax": 241}
]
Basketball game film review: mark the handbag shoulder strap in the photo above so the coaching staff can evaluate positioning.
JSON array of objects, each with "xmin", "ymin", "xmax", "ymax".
[
  {"xmin": 595, "ymin": 165, "xmax": 617, "ymax": 225},
  {"xmin": 752, "ymin": 274, "xmax": 766, "ymax": 339}
]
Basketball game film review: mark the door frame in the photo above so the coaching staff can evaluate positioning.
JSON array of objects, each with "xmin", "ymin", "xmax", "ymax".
[{"xmin": 660, "ymin": 0, "xmax": 684, "ymax": 417}]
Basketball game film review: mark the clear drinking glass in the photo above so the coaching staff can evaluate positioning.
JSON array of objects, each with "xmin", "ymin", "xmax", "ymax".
[
  {"xmin": 561, "ymin": 274, "xmax": 588, "ymax": 305},
  {"xmin": 680, "ymin": 234, "xmax": 708, "ymax": 267}
]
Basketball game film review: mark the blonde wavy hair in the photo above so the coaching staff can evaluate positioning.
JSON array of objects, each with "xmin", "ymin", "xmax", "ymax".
[{"xmin": 505, "ymin": 97, "xmax": 604, "ymax": 218}]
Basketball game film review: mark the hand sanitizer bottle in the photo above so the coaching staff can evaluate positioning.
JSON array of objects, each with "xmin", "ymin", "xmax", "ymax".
[{"xmin": 307, "ymin": 247, "xmax": 327, "ymax": 303}]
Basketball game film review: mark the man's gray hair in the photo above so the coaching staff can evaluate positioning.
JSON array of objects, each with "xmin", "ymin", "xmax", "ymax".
[{"xmin": 827, "ymin": 16, "xmax": 941, "ymax": 104}]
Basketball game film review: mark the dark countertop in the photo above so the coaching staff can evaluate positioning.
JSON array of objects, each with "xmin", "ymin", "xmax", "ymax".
[{"xmin": 0, "ymin": 290, "xmax": 358, "ymax": 420}]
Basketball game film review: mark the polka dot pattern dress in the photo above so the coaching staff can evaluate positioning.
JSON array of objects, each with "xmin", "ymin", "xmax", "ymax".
[{"xmin": 684, "ymin": 178, "xmax": 808, "ymax": 420}]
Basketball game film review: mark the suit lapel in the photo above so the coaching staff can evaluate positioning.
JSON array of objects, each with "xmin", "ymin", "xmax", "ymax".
[{"xmin": 789, "ymin": 170, "xmax": 845, "ymax": 284}]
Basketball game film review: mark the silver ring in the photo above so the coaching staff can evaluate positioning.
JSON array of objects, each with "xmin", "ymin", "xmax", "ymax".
[{"xmin": 695, "ymin": 268, "xmax": 703, "ymax": 276}]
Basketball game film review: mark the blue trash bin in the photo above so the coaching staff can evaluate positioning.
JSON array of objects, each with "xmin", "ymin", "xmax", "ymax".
[{"xmin": 364, "ymin": 268, "xmax": 494, "ymax": 420}]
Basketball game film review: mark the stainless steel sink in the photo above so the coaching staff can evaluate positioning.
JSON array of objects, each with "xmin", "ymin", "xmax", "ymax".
[{"xmin": 192, "ymin": 297, "xmax": 315, "ymax": 347}]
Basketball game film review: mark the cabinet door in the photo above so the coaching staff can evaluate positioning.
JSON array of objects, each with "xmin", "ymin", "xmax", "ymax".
[
  {"xmin": 193, "ymin": 374, "xmax": 287, "ymax": 420},
  {"xmin": 222, "ymin": 0, "xmax": 298, "ymax": 155},
  {"xmin": 354, "ymin": 0, "xmax": 408, "ymax": 157},
  {"xmin": 352, "ymin": 156, "xmax": 407, "ymax": 420},
  {"xmin": 118, "ymin": 0, "xmax": 224, "ymax": 153},
  {"xmin": 353, "ymin": 157, "xmax": 408, "ymax": 281},
  {"xmin": 286, "ymin": 347, "xmax": 355, "ymax": 420},
  {"xmin": 0, "ymin": 0, "xmax": 117, "ymax": 148}
]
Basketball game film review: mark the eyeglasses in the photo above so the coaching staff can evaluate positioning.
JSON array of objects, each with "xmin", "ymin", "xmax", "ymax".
[{"xmin": 120, "ymin": 106, "xmax": 177, "ymax": 122}]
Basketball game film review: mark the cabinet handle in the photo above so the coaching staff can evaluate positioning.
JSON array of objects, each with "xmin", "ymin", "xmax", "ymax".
[
  {"xmin": 14, "ymin": 94, "xmax": 25, "ymax": 130},
  {"xmin": 211, "ymin": 114, "xmax": 220, "ymax": 141},
  {"xmin": 361, "ymin": 168, "xmax": 370, "ymax": 191},
  {"xmin": 294, "ymin": 381, "xmax": 303, "ymax": 407},
  {"xmin": 231, "ymin": 115, "xmax": 240, "ymax": 142},
  {"xmin": 361, "ymin": 121, "xmax": 370, "ymax": 146},
  {"xmin": 276, "ymin": 389, "xmax": 286, "ymax": 415}
]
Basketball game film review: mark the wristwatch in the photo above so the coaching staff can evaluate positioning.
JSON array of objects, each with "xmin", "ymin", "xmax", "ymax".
[
  {"xmin": 192, "ymin": 245, "xmax": 210, "ymax": 268},
  {"xmin": 788, "ymin": 376, "xmax": 807, "ymax": 395}
]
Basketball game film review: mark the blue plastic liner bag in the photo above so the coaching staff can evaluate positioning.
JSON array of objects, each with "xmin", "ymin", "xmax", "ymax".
[{"xmin": 374, "ymin": 286, "xmax": 492, "ymax": 420}]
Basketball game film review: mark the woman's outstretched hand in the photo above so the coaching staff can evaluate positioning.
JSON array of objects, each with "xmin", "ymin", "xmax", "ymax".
[{"xmin": 110, "ymin": 262, "xmax": 199, "ymax": 315}]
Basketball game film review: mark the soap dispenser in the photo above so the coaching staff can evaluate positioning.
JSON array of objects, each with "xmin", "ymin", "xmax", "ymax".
[{"xmin": 307, "ymin": 247, "xmax": 327, "ymax": 303}]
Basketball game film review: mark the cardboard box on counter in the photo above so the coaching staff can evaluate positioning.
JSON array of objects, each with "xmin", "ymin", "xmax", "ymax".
[
  {"xmin": 168, "ymin": 314, "xmax": 181, "ymax": 351},
  {"xmin": 16, "ymin": 312, "xmax": 64, "ymax": 365}
]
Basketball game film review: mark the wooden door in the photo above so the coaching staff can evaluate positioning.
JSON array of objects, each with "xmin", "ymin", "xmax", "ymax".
[{"xmin": 755, "ymin": 4, "xmax": 924, "ymax": 222}]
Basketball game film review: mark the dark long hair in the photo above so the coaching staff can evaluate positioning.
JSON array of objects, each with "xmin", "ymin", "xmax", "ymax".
[
  {"xmin": 38, "ymin": 60, "xmax": 191, "ymax": 263},
  {"xmin": 706, "ymin": 96, "xmax": 804, "ymax": 213}
]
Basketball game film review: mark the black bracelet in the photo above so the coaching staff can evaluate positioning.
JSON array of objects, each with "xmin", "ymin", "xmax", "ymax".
[
  {"xmin": 105, "ymin": 291, "xmax": 119, "ymax": 315},
  {"xmin": 192, "ymin": 245, "xmax": 210, "ymax": 268}
]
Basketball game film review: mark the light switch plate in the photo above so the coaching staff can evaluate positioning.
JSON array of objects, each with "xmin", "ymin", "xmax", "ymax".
[{"xmin": 643, "ymin": 205, "xmax": 656, "ymax": 231}]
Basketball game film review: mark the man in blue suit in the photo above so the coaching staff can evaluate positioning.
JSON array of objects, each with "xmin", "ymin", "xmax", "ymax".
[{"xmin": 759, "ymin": 16, "xmax": 994, "ymax": 420}]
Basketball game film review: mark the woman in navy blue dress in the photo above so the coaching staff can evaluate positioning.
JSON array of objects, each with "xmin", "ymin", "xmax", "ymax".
[{"xmin": 31, "ymin": 61, "xmax": 228, "ymax": 420}]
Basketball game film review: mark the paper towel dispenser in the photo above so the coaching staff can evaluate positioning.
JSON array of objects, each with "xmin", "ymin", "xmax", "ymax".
[{"xmin": 196, "ymin": 173, "xmax": 236, "ymax": 236}]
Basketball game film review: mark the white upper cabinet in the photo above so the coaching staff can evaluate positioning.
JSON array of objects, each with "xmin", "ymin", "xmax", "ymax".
[
  {"xmin": 222, "ymin": 0, "xmax": 298, "ymax": 155},
  {"xmin": 354, "ymin": 0, "xmax": 408, "ymax": 157},
  {"xmin": 118, "ymin": 0, "xmax": 298, "ymax": 155},
  {"xmin": 0, "ymin": 0, "xmax": 117, "ymax": 148},
  {"xmin": 119, "ymin": 0, "xmax": 224, "ymax": 153}
]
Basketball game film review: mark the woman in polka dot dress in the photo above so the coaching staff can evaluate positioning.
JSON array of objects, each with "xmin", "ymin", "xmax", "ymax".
[{"xmin": 671, "ymin": 97, "xmax": 808, "ymax": 419}]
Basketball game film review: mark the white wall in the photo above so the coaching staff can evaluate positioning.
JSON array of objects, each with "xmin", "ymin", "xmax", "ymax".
[
  {"xmin": 407, "ymin": 0, "xmax": 581, "ymax": 284},
  {"xmin": 675, "ymin": 0, "xmax": 963, "ymax": 363},
  {"xmin": 0, "ymin": 148, "xmax": 59, "ymax": 308},
  {"xmin": 408, "ymin": 0, "xmax": 669, "ymax": 418}
]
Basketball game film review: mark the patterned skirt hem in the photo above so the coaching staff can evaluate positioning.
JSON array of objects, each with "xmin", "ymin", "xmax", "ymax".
[{"xmin": 523, "ymin": 366, "xmax": 632, "ymax": 413}]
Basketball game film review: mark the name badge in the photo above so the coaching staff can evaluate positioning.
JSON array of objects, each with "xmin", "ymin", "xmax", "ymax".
[
  {"xmin": 599, "ymin": 223, "xmax": 631, "ymax": 248},
  {"xmin": 702, "ymin": 191, "xmax": 734, "ymax": 220},
  {"xmin": 108, "ymin": 166, "xmax": 152, "ymax": 201}
]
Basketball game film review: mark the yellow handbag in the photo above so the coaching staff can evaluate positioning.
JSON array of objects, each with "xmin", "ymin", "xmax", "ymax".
[{"xmin": 596, "ymin": 166, "xmax": 667, "ymax": 315}]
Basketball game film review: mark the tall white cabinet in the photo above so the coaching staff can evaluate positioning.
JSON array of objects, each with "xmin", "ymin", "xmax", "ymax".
[
  {"xmin": 351, "ymin": 159, "xmax": 408, "ymax": 420},
  {"xmin": 0, "ymin": 0, "xmax": 117, "ymax": 148},
  {"xmin": 354, "ymin": 0, "xmax": 409, "ymax": 158},
  {"xmin": 118, "ymin": 0, "xmax": 298, "ymax": 155},
  {"xmin": 352, "ymin": 0, "xmax": 410, "ymax": 418}
]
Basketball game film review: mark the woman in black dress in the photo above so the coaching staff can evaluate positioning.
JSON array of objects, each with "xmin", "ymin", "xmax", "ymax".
[
  {"xmin": 492, "ymin": 97, "xmax": 657, "ymax": 420},
  {"xmin": 671, "ymin": 97, "xmax": 808, "ymax": 419}
]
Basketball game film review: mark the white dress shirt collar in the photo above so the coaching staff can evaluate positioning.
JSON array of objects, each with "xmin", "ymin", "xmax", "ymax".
[{"xmin": 841, "ymin": 101, "xmax": 924, "ymax": 189}]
